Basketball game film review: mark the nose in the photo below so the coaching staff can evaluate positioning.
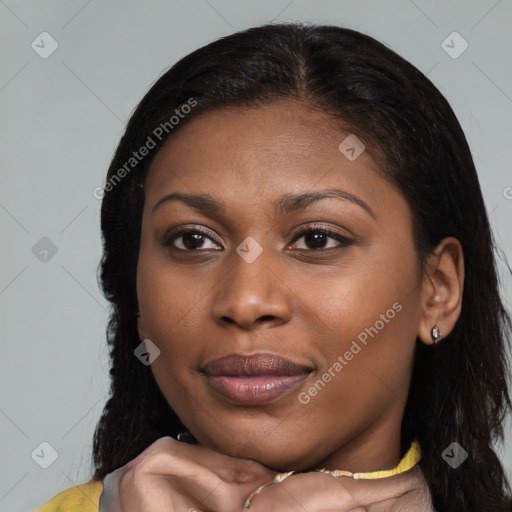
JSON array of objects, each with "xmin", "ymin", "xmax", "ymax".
[{"xmin": 211, "ymin": 248, "xmax": 292, "ymax": 331}]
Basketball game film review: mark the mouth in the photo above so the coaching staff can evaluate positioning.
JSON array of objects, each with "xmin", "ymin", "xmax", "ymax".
[{"xmin": 201, "ymin": 353, "xmax": 313, "ymax": 406}]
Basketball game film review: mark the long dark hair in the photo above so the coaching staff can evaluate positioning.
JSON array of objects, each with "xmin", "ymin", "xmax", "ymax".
[{"xmin": 92, "ymin": 22, "xmax": 512, "ymax": 511}]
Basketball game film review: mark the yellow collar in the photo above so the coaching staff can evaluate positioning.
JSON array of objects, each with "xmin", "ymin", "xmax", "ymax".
[{"xmin": 317, "ymin": 438, "xmax": 422, "ymax": 479}]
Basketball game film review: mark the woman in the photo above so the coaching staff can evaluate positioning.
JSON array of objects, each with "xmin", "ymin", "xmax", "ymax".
[{"xmin": 35, "ymin": 22, "xmax": 512, "ymax": 511}]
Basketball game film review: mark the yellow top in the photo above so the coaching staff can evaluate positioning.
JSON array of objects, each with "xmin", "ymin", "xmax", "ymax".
[
  {"xmin": 33, "ymin": 440, "xmax": 421, "ymax": 512},
  {"xmin": 33, "ymin": 479, "xmax": 103, "ymax": 512}
]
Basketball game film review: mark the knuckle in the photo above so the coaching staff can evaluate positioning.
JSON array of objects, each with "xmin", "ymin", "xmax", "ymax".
[
  {"xmin": 119, "ymin": 466, "xmax": 140, "ymax": 489},
  {"xmin": 122, "ymin": 436, "xmax": 190, "ymax": 479},
  {"xmin": 144, "ymin": 436, "xmax": 176, "ymax": 457},
  {"xmin": 136, "ymin": 437, "xmax": 178, "ymax": 469}
]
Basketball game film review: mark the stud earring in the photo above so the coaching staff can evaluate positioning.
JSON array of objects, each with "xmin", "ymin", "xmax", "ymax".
[
  {"xmin": 431, "ymin": 325, "xmax": 442, "ymax": 344},
  {"xmin": 176, "ymin": 431, "xmax": 195, "ymax": 443}
]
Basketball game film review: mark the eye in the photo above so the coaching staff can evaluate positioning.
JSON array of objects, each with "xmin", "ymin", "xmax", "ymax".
[
  {"xmin": 288, "ymin": 224, "xmax": 353, "ymax": 251},
  {"xmin": 162, "ymin": 228, "xmax": 222, "ymax": 251},
  {"xmin": 162, "ymin": 223, "xmax": 353, "ymax": 253}
]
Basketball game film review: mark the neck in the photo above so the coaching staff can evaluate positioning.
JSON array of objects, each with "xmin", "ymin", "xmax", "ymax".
[{"xmin": 315, "ymin": 407, "xmax": 405, "ymax": 473}]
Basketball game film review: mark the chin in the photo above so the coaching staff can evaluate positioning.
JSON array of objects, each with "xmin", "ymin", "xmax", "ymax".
[
  {"xmin": 186, "ymin": 414, "xmax": 327, "ymax": 471},
  {"xmin": 221, "ymin": 439, "xmax": 319, "ymax": 473}
]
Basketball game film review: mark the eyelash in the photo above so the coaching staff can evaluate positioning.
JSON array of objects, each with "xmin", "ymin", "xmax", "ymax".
[{"xmin": 162, "ymin": 223, "xmax": 353, "ymax": 253}]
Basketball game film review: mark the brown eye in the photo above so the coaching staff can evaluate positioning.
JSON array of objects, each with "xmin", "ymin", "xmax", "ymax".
[
  {"xmin": 163, "ymin": 228, "xmax": 222, "ymax": 251},
  {"xmin": 289, "ymin": 226, "xmax": 353, "ymax": 251}
]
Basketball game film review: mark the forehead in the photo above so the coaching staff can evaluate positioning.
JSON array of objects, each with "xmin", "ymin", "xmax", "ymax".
[{"xmin": 145, "ymin": 100, "xmax": 399, "ymax": 217}]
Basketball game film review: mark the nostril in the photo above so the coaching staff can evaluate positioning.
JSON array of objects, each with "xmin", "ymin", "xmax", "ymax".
[{"xmin": 258, "ymin": 315, "xmax": 276, "ymax": 322}]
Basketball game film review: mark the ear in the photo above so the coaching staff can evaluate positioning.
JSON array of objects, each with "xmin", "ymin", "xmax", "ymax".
[{"xmin": 417, "ymin": 237, "xmax": 464, "ymax": 345}]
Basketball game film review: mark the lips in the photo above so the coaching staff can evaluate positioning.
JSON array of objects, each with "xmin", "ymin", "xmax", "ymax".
[{"xmin": 202, "ymin": 353, "xmax": 313, "ymax": 405}]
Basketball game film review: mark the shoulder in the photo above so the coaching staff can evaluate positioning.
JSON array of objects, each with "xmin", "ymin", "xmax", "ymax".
[{"xmin": 33, "ymin": 480, "xmax": 103, "ymax": 512}]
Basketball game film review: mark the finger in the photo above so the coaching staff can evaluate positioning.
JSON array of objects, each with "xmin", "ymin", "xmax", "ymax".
[
  {"xmin": 247, "ymin": 471, "xmax": 359, "ymax": 511},
  {"xmin": 334, "ymin": 466, "xmax": 429, "ymax": 507},
  {"xmin": 141, "ymin": 436, "xmax": 276, "ymax": 483},
  {"xmin": 246, "ymin": 468, "xmax": 428, "ymax": 512},
  {"xmin": 124, "ymin": 436, "xmax": 277, "ymax": 511}
]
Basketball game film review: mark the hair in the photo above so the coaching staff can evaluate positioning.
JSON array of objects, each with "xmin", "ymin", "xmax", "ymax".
[{"xmin": 91, "ymin": 22, "xmax": 512, "ymax": 511}]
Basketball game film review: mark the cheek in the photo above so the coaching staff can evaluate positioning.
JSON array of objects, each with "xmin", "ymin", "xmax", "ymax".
[
  {"xmin": 299, "ymin": 298, "xmax": 418, "ymax": 441},
  {"xmin": 308, "ymin": 245, "xmax": 418, "ymax": 347},
  {"xmin": 304, "ymin": 247, "xmax": 421, "ymax": 400},
  {"xmin": 136, "ymin": 250, "xmax": 204, "ymax": 372}
]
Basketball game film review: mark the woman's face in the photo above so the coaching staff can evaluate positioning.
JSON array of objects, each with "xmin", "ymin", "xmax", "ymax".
[{"xmin": 136, "ymin": 100, "xmax": 426, "ymax": 472}]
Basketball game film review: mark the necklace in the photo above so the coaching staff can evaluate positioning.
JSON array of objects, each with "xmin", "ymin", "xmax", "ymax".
[{"xmin": 243, "ymin": 439, "xmax": 422, "ymax": 509}]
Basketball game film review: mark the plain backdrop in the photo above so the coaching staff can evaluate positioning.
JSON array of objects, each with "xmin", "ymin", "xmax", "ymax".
[{"xmin": 1, "ymin": 1, "xmax": 511, "ymax": 510}]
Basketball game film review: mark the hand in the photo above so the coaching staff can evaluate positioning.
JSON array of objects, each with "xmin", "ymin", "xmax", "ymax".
[
  {"xmin": 245, "ymin": 465, "xmax": 433, "ymax": 512},
  {"xmin": 98, "ymin": 436, "xmax": 277, "ymax": 512}
]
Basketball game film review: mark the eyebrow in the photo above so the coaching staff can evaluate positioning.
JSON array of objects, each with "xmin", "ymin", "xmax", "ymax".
[{"xmin": 151, "ymin": 188, "xmax": 376, "ymax": 218}]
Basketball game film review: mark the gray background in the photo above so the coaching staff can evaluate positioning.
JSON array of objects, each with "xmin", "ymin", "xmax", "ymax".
[{"xmin": 1, "ymin": 1, "xmax": 511, "ymax": 510}]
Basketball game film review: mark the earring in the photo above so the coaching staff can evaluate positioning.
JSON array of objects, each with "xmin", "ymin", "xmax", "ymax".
[
  {"xmin": 136, "ymin": 312, "xmax": 141, "ymax": 318},
  {"xmin": 431, "ymin": 325, "xmax": 442, "ymax": 344},
  {"xmin": 176, "ymin": 431, "xmax": 195, "ymax": 443}
]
